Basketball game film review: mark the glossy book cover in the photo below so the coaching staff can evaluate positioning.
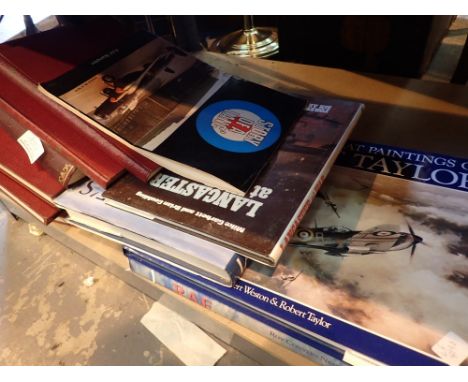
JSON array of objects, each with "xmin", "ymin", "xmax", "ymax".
[
  {"xmin": 103, "ymin": 97, "xmax": 363, "ymax": 265},
  {"xmin": 239, "ymin": 141, "xmax": 468, "ymax": 365},
  {"xmin": 128, "ymin": 141, "xmax": 468, "ymax": 365}
]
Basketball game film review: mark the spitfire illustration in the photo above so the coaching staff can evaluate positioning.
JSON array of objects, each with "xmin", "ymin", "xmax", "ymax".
[
  {"xmin": 290, "ymin": 223, "xmax": 423, "ymax": 257},
  {"xmin": 317, "ymin": 191, "xmax": 340, "ymax": 218}
]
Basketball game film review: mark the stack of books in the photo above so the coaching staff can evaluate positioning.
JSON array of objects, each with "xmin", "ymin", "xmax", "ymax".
[{"xmin": 2, "ymin": 20, "xmax": 468, "ymax": 366}]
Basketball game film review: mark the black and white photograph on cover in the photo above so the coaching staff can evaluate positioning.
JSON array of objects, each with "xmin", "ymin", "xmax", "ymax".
[
  {"xmin": 55, "ymin": 36, "xmax": 220, "ymax": 147},
  {"xmin": 40, "ymin": 28, "xmax": 309, "ymax": 195},
  {"xmin": 244, "ymin": 165, "xmax": 468, "ymax": 365}
]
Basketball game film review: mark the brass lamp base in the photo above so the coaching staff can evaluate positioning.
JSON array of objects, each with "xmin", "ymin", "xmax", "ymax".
[{"xmin": 214, "ymin": 27, "xmax": 279, "ymax": 58}]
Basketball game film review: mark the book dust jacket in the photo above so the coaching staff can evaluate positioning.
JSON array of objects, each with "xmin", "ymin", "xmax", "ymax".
[
  {"xmin": 241, "ymin": 142, "xmax": 468, "ymax": 364},
  {"xmin": 103, "ymin": 98, "xmax": 363, "ymax": 265}
]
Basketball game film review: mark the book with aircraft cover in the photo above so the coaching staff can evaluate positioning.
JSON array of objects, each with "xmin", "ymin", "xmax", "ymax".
[
  {"xmin": 39, "ymin": 31, "xmax": 307, "ymax": 195},
  {"xmin": 54, "ymin": 179, "xmax": 247, "ymax": 286},
  {"xmin": 126, "ymin": 141, "xmax": 468, "ymax": 365},
  {"xmin": 103, "ymin": 97, "xmax": 364, "ymax": 266}
]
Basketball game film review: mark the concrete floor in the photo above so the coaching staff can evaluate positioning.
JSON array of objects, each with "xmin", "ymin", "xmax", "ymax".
[{"xmin": 0, "ymin": 203, "xmax": 257, "ymax": 365}]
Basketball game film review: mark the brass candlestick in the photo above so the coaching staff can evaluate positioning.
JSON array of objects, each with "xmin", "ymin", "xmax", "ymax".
[{"xmin": 214, "ymin": 16, "xmax": 279, "ymax": 58}]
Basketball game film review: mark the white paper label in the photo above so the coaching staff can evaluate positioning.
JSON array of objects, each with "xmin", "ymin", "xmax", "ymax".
[
  {"xmin": 431, "ymin": 331, "xmax": 468, "ymax": 365},
  {"xmin": 17, "ymin": 130, "xmax": 44, "ymax": 164},
  {"xmin": 141, "ymin": 302, "xmax": 226, "ymax": 365}
]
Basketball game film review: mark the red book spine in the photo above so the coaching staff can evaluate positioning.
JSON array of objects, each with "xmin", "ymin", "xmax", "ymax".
[
  {"xmin": 93, "ymin": 127, "xmax": 160, "ymax": 182},
  {"xmin": 0, "ymin": 123, "xmax": 75, "ymax": 199},
  {"xmin": 0, "ymin": 22, "xmax": 160, "ymax": 184},
  {"xmin": 0, "ymin": 62, "xmax": 125, "ymax": 188},
  {"xmin": 0, "ymin": 106, "xmax": 84, "ymax": 188},
  {"xmin": 0, "ymin": 169, "xmax": 61, "ymax": 225},
  {"xmin": 0, "ymin": 97, "xmax": 119, "ymax": 188},
  {"xmin": 0, "ymin": 58, "xmax": 159, "ymax": 185}
]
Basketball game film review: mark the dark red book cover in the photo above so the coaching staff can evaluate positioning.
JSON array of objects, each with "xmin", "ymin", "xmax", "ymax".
[
  {"xmin": 0, "ymin": 168, "xmax": 61, "ymax": 225},
  {"xmin": 0, "ymin": 20, "xmax": 160, "ymax": 185},
  {"xmin": 0, "ymin": 18, "xmax": 132, "ymax": 84},
  {"xmin": 0, "ymin": 117, "xmax": 82, "ymax": 200},
  {"xmin": 0, "ymin": 105, "xmax": 85, "ymax": 186},
  {"xmin": 0, "ymin": 77, "xmax": 123, "ymax": 188}
]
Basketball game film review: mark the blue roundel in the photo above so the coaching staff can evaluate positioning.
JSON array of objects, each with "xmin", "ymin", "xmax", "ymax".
[{"xmin": 196, "ymin": 100, "xmax": 281, "ymax": 153}]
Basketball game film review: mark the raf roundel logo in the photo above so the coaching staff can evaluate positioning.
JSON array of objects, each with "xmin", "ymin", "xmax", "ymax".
[{"xmin": 196, "ymin": 100, "xmax": 281, "ymax": 153}]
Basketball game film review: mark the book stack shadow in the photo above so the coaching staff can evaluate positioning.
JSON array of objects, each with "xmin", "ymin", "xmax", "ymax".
[{"xmin": 2, "ymin": 20, "xmax": 468, "ymax": 366}]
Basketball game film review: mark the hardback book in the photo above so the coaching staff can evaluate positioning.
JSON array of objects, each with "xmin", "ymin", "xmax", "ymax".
[
  {"xmin": 54, "ymin": 179, "xmax": 247, "ymax": 286},
  {"xmin": 0, "ymin": 59, "xmax": 123, "ymax": 188},
  {"xmin": 0, "ymin": 17, "xmax": 132, "ymax": 85},
  {"xmin": 124, "ymin": 247, "xmax": 350, "ymax": 366},
  {"xmin": 0, "ymin": 22, "xmax": 160, "ymax": 187},
  {"xmin": 39, "ymin": 30, "xmax": 307, "ymax": 195},
  {"xmin": 0, "ymin": 111, "xmax": 85, "ymax": 201},
  {"xmin": 128, "ymin": 141, "xmax": 468, "ymax": 366},
  {"xmin": 103, "ymin": 96, "xmax": 364, "ymax": 266},
  {"xmin": 0, "ymin": 168, "xmax": 61, "ymax": 225}
]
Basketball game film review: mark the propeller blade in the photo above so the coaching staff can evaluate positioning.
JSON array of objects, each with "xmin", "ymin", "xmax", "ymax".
[
  {"xmin": 405, "ymin": 221, "xmax": 422, "ymax": 261},
  {"xmin": 407, "ymin": 223, "xmax": 415, "ymax": 236}
]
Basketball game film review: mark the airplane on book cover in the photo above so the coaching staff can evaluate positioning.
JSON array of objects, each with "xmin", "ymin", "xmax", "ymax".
[
  {"xmin": 294, "ymin": 182, "xmax": 424, "ymax": 257},
  {"xmin": 242, "ymin": 156, "xmax": 468, "ymax": 366},
  {"xmin": 290, "ymin": 222, "xmax": 423, "ymax": 257}
]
